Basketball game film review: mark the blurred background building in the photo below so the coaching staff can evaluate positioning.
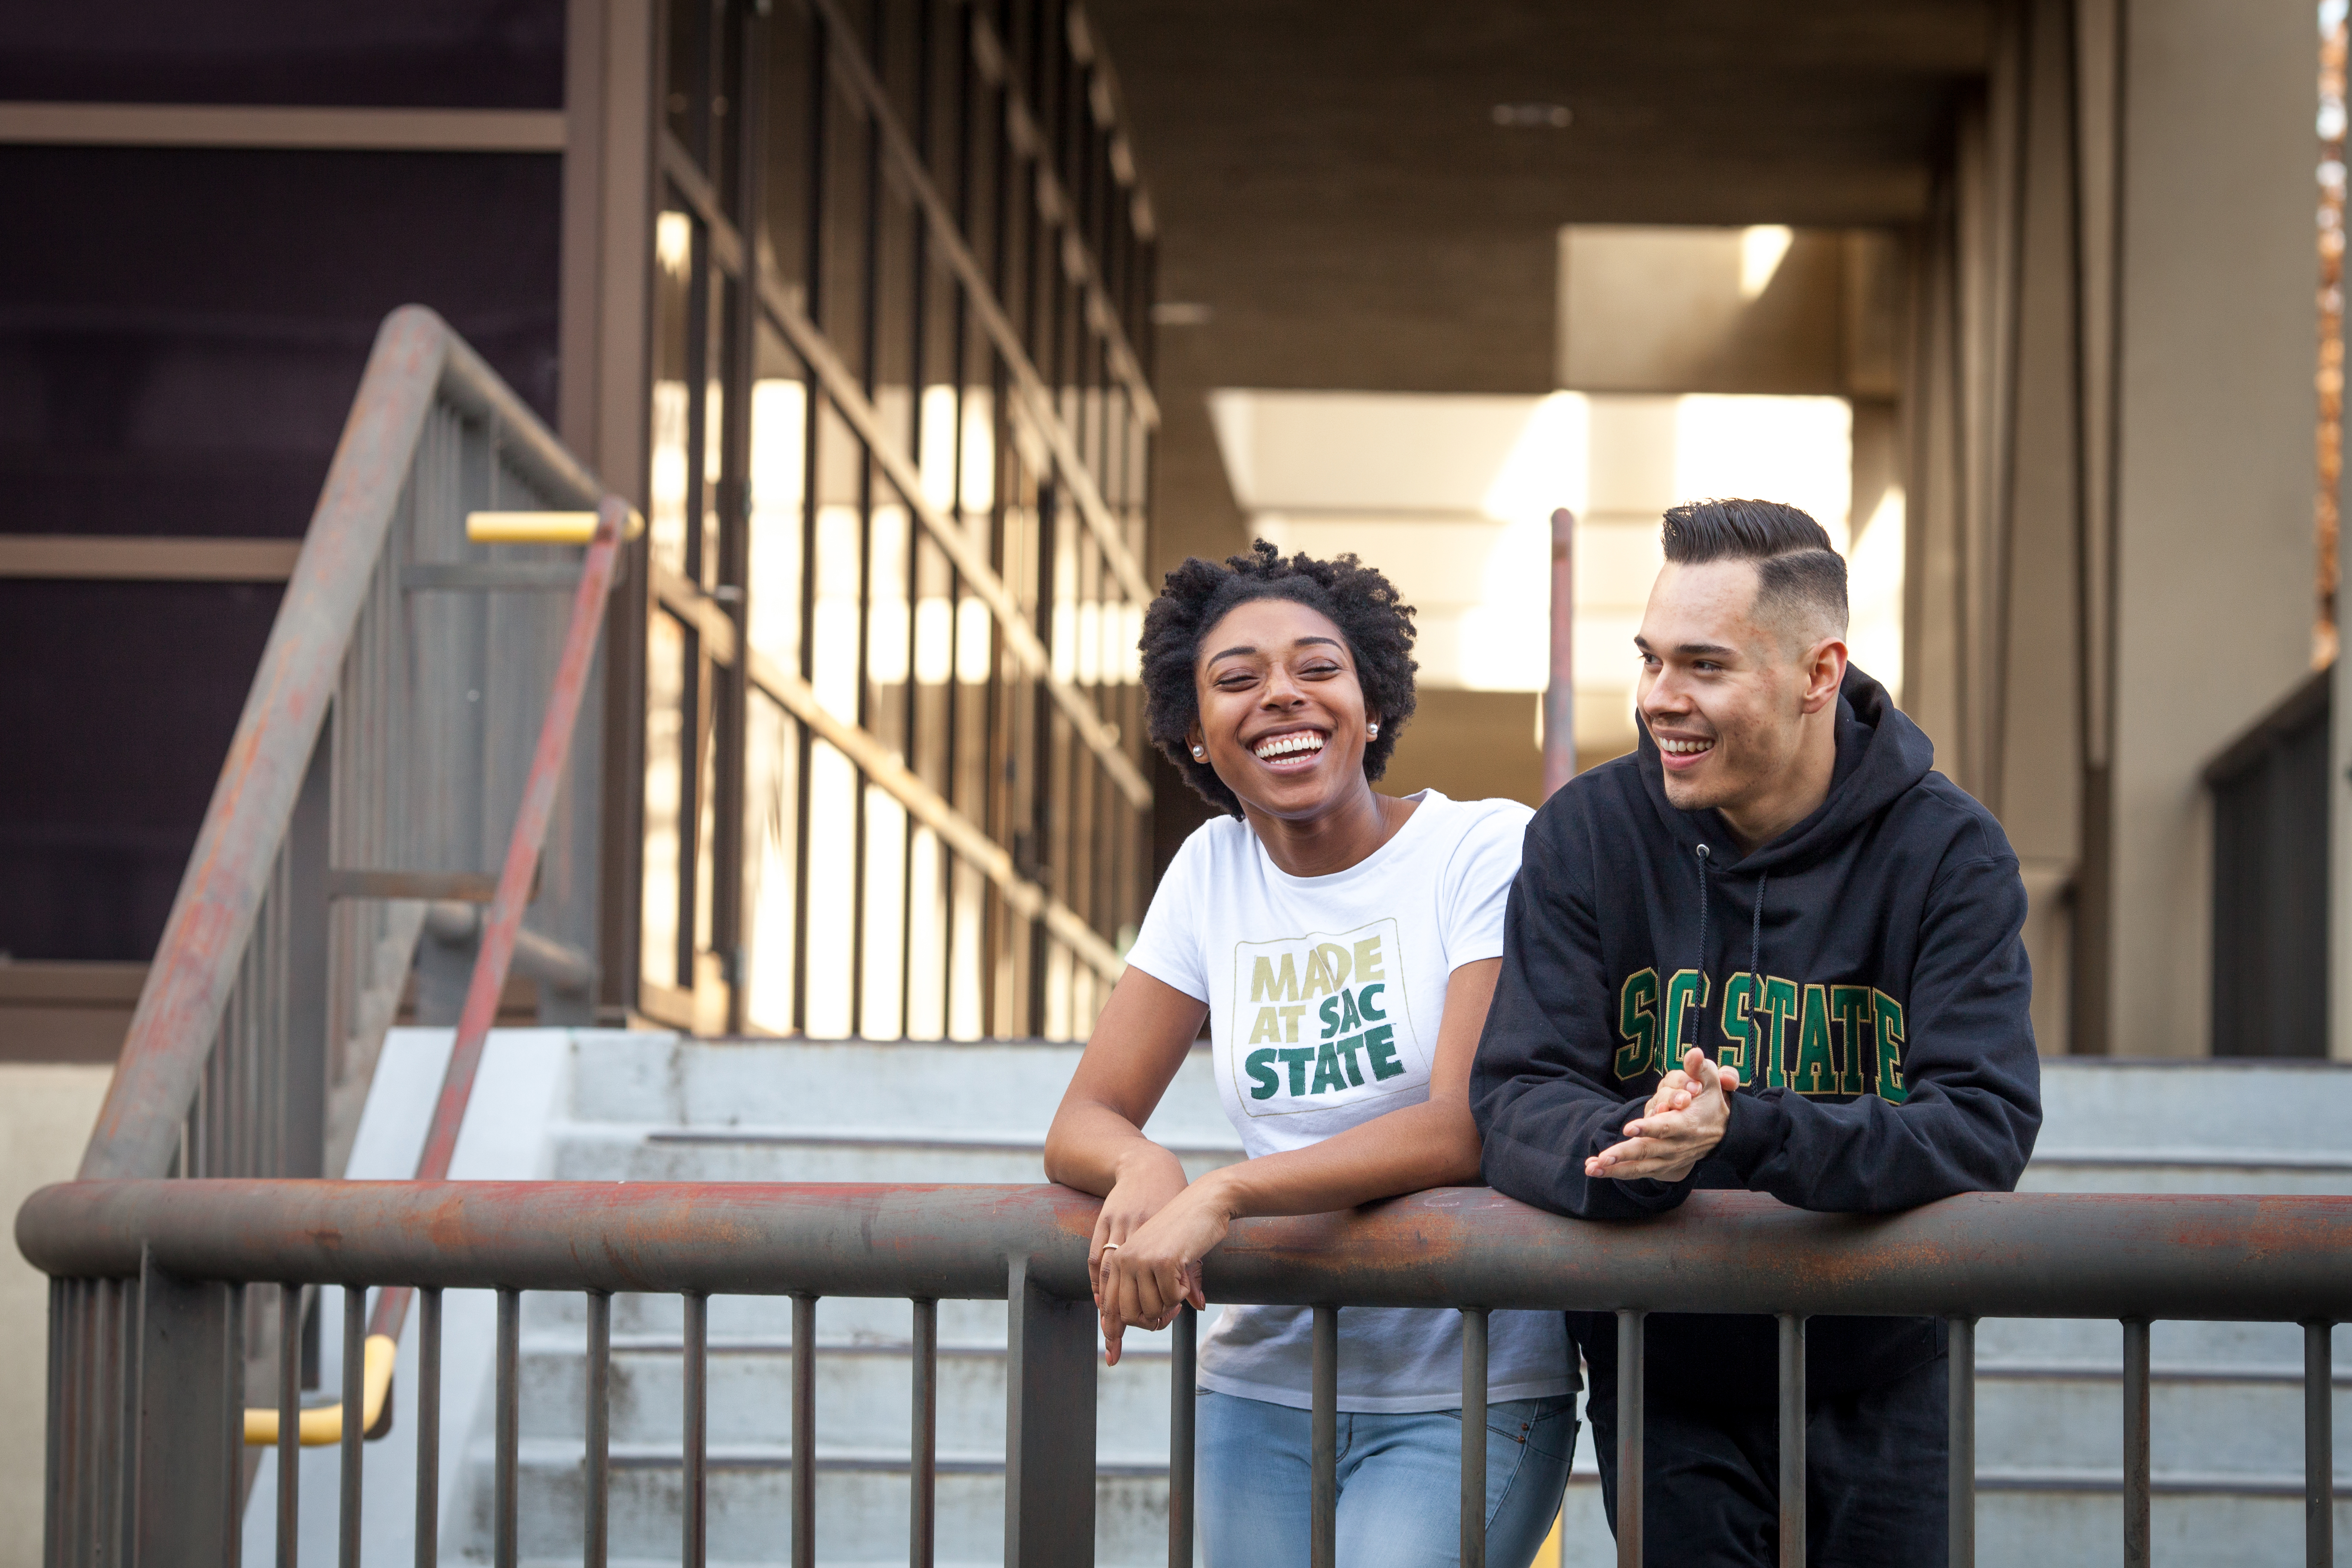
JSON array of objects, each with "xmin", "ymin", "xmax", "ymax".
[{"xmin": 0, "ymin": 0, "xmax": 2343, "ymax": 1556}]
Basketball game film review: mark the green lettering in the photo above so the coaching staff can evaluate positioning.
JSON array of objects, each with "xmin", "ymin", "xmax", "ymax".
[
  {"xmin": 1317, "ymin": 996, "xmax": 1344, "ymax": 1039},
  {"xmin": 1615, "ymin": 969, "xmax": 1660, "ymax": 1080},
  {"xmin": 1363, "ymin": 1023, "xmax": 1405, "ymax": 1081},
  {"xmin": 1716, "ymin": 973, "xmax": 1757, "ymax": 1083},
  {"xmin": 1663, "ymin": 969, "xmax": 1709, "ymax": 1071},
  {"xmin": 1828, "ymin": 986, "xmax": 1875, "ymax": 1096},
  {"xmin": 1335, "ymin": 1033, "xmax": 1367, "ymax": 1086},
  {"xmin": 1358, "ymin": 983, "xmax": 1387, "ymax": 1020},
  {"xmin": 1311, "ymin": 1038, "xmax": 1347, "ymax": 1093},
  {"xmin": 1244, "ymin": 1049, "xmax": 1280, "ymax": 1100},
  {"xmin": 1792, "ymin": 984, "xmax": 1837, "ymax": 1095},
  {"xmin": 1277, "ymin": 1047, "xmax": 1315, "ymax": 1096},
  {"xmin": 1873, "ymin": 991, "xmax": 1909, "ymax": 1104},
  {"xmin": 1250, "ymin": 954, "xmax": 1299, "ymax": 1002},
  {"xmin": 1756, "ymin": 977, "xmax": 1799, "ymax": 1089},
  {"xmin": 1337, "ymin": 988, "xmax": 1362, "ymax": 1034}
]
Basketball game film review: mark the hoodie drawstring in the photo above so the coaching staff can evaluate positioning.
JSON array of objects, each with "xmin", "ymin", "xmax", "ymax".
[
  {"xmin": 1750, "ymin": 872, "xmax": 1768, "ymax": 988},
  {"xmin": 1694, "ymin": 844, "xmax": 1768, "ymax": 1067}
]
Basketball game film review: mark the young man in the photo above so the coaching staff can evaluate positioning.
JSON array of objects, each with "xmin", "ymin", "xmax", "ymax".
[{"xmin": 1470, "ymin": 499, "xmax": 2041, "ymax": 1566}]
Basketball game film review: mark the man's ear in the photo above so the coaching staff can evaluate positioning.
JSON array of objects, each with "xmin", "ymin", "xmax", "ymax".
[{"xmin": 1798, "ymin": 637, "xmax": 1848, "ymax": 715}]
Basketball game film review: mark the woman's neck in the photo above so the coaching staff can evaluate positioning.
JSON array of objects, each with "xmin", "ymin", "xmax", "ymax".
[{"xmin": 1241, "ymin": 782, "xmax": 1415, "ymax": 878}]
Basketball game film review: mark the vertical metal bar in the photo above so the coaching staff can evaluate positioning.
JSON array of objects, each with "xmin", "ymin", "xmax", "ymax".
[
  {"xmin": 135, "ymin": 1260, "xmax": 237, "ymax": 1565},
  {"xmin": 1168, "ymin": 1304, "xmax": 1195, "ymax": 1568},
  {"xmin": 911, "ymin": 1298, "xmax": 935, "ymax": 1568},
  {"xmin": 1311, "ymin": 1305, "xmax": 1337, "ymax": 1568},
  {"xmin": 114, "ymin": 1275, "xmax": 136, "ymax": 1566},
  {"xmin": 495, "ymin": 1289, "xmax": 520, "ymax": 1568},
  {"xmin": 1543, "ymin": 505, "xmax": 1578, "ymax": 797},
  {"xmin": 416, "ymin": 1287, "xmax": 441, "ymax": 1568},
  {"xmin": 340, "ymin": 1287, "xmax": 365, "ymax": 1568},
  {"xmin": 2122, "ymin": 1318, "xmax": 2150, "ymax": 1568},
  {"xmin": 1460, "ymin": 1307, "xmax": 1489, "ymax": 1568},
  {"xmin": 227, "ymin": 1283, "xmax": 247, "ymax": 1568},
  {"xmin": 1003, "ymin": 1258, "xmax": 1096, "ymax": 1567},
  {"xmin": 2307, "ymin": 1320, "xmax": 2333, "ymax": 1568},
  {"xmin": 280, "ymin": 1283, "xmax": 302, "ymax": 1568},
  {"xmin": 585, "ymin": 1292, "xmax": 610, "ymax": 1568},
  {"xmin": 46, "ymin": 1278, "xmax": 66, "ymax": 1568},
  {"xmin": 686, "ymin": 1293, "xmax": 709, "ymax": 1568},
  {"xmin": 1617, "ymin": 1309, "xmax": 1644, "ymax": 1568},
  {"xmin": 1948, "ymin": 1317, "xmax": 1975, "ymax": 1568},
  {"xmin": 1777, "ymin": 1314, "xmax": 1804, "ymax": 1568}
]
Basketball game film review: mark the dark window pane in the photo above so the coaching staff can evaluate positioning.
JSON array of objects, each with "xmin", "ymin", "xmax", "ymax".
[{"xmin": 0, "ymin": 0, "xmax": 564, "ymax": 108}]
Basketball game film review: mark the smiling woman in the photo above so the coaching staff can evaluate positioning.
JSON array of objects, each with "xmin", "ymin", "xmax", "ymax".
[{"xmin": 1043, "ymin": 541, "xmax": 1579, "ymax": 1568}]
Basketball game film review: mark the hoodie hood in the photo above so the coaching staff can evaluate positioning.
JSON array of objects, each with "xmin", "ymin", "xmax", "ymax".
[{"xmin": 1633, "ymin": 663, "xmax": 1933, "ymax": 876}]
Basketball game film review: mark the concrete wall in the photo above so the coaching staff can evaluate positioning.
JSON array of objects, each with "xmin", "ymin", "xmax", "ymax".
[
  {"xmin": 0, "ymin": 1064, "xmax": 111, "ymax": 1562},
  {"xmin": 2109, "ymin": 0, "xmax": 2317, "ymax": 1055}
]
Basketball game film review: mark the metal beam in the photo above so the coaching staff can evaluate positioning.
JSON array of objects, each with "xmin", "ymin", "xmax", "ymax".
[
  {"xmin": 0, "ymin": 102, "xmax": 566, "ymax": 152},
  {"xmin": 0, "ymin": 536, "xmax": 301, "ymax": 582}
]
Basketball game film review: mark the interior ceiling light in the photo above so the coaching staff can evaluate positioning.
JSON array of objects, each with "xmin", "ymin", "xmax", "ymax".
[
  {"xmin": 1491, "ymin": 103, "xmax": 1572, "ymax": 129},
  {"xmin": 1150, "ymin": 301, "xmax": 1215, "ymax": 326}
]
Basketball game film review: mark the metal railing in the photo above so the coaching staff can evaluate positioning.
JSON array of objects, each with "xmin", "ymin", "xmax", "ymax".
[
  {"xmin": 81, "ymin": 304, "xmax": 612, "ymax": 1190},
  {"xmin": 47, "ymin": 305, "xmax": 625, "ymax": 1555},
  {"xmin": 18, "ymin": 1181, "xmax": 2351, "ymax": 1568}
]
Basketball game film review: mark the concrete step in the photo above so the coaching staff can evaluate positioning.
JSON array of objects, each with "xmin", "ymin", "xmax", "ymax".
[
  {"xmin": 515, "ymin": 1335, "xmax": 1175, "ymax": 1460},
  {"xmin": 466, "ymin": 1438, "xmax": 1170, "ymax": 1567},
  {"xmin": 547, "ymin": 1123, "xmax": 1239, "ymax": 1185},
  {"xmin": 566, "ymin": 1035, "xmax": 1236, "ymax": 1149}
]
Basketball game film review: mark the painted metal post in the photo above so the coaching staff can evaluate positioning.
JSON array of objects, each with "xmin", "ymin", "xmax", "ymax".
[
  {"xmin": 133, "ymin": 1256, "xmax": 236, "ymax": 1566},
  {"xmin": 1544, "ymin": 506, "xmax": 1578, "ymax": 798},
  {"xmin": 1004, "ymin": 1257, "xmax": 1095, "ymax": 1568}
]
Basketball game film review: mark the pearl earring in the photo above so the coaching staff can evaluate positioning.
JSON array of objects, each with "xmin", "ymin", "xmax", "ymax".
[
  {"xmin": 1366, "ymin": 722, "xmax": 1380, "ymax": 739},
  {"xmin": 1191, "ymin": 745, "xmax": 1207, "ymax": 760}
]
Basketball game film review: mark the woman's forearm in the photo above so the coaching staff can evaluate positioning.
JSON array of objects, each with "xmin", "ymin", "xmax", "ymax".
[
  {"xmin": 1043, "ymin": 1098, "xmax": 1187, "ymax": 1195},
  {"xmin": 1194, "ymin": 1097, "xmax": 1481, "ymax": 1221}
]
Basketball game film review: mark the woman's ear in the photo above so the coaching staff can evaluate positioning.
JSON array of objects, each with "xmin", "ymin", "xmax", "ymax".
[{"xmin": 1185, "ymin": 724, "xmax": 1207, "ymax": 763}]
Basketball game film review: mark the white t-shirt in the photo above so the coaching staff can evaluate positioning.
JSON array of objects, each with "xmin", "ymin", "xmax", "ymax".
[{"xmin": 1124, "ymin": 790, "xmax": 1575, "ymax": 1413}]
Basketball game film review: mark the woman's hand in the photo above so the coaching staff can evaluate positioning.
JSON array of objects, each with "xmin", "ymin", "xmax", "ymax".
[
  {"xmin": 1097, "ymin": 1175, "xmax": 1228, "ymax": 1363},
  {"xmin": 1089, "ymin": 1146, "xmax": 1191, "ymax": 1362}
]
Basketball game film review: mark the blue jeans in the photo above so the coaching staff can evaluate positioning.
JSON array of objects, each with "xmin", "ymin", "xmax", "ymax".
[{"xmin": 1195, "ymin": 1388, "xmax": 1577, "ymax": 1568}]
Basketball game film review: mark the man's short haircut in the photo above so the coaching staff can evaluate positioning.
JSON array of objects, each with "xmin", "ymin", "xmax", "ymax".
[{"xmin": 1659, "ymin": 497, "xmax": 1849, "ymax": 643}]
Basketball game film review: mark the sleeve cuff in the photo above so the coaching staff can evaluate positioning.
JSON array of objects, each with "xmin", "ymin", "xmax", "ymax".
[{"xmin": 1714, "ymin": 1090, "xmax": 1788, "ymax": 1181}]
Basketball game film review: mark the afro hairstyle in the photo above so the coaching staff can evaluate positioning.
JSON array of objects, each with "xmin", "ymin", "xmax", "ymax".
[{"xmin": 1140, "ymin": 539, "xmax": 1418, "ymax": 817}]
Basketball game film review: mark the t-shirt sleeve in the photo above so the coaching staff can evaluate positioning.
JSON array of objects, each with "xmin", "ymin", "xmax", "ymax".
[
  {"xmin": 1121, "ymin": 824, "xmax": 1212, "ymax": 1002},
  {"xmin": 1439, "ymin": 802, "xmax": 1534, "ymax": 969}
]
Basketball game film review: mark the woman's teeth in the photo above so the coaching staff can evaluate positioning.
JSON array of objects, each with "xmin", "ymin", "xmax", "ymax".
[
  {"xmin": 1254, "ymin": 732, "xmax": 1325, "ymax": 760},
  {"xmin": 1660, "ymin": 738, "xmax": 1714, "ymax": 755}
]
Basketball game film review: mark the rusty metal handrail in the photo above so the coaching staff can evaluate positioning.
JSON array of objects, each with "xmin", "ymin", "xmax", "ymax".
[
  {"xmin": 24, "ymin": 1180, "xmax": 2352, "ymax": 1568},
  {"xmin": 21, "ymin": 1181, "xmax": 2352, "ymax": 1321},
  {"xmin": 79, "ymin": 306, "xmax": 610, "ymax": 1182}
]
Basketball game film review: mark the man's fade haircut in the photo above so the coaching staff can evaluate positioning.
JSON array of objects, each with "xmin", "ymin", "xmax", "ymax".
[
  {"xmin": 1140, "ymin": 539, "xmax": 1418, "ymax": 818},
  {"xmin": 1659, "ymin": 497, "xmax": 1849, "ymax": 644}
]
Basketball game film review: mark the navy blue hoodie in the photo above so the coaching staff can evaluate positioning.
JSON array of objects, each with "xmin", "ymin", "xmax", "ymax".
[{"xmin": 1471, "ymin": 664, "xmax": 2041, "ymax": 1403}]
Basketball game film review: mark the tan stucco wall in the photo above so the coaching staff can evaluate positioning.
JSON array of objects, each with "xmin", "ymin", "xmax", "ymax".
[
  {"xmin": 0, "ymin": 1065, "xmax": 111, "ymax": 1561},
  {"xmin": 2110, "ymin": 0, "xmax": 2318, "ymax": 1054}
]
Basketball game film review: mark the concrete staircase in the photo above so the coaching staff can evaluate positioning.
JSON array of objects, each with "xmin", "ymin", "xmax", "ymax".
[
  {"xmin": 403, "ymin": 1039, "xmax": 2352, "ymax": 1566},
  {"xmin": 463, "ymin": 1035, "xmax": 1242, "ymax": 1568}
]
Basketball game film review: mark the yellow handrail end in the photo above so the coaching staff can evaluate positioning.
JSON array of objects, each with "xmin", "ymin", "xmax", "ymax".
[
  {"xmin": 465, "ymin": 508, "xmax": 645, "ymax": 545},
  {"xmin": 242, "ymin": 1334, "xmax": 397, "ymax": 1447}
]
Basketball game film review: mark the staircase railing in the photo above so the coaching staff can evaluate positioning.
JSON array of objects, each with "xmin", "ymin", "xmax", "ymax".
[
  {"xmin": 43, "ymin": 304, "xmax": 627, "ymax": 1561},
  {"xmin": 82, "ymin": 303, "xmax": 616, "ymax": 1188},
  {"xmin": 17, "ymin": 1180, "xmax": 2352, "ymax": 1568}
]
